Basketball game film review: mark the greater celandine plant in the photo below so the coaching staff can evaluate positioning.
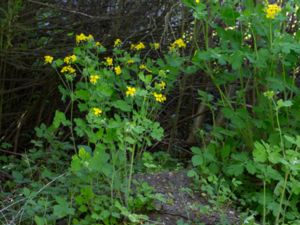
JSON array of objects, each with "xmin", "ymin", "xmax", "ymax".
[
  {"xmin": 183, "ymin": 0, "xmax": 300, "ymax": 224},
  {"xmin": 44, "ymin": 34, "xmax": 187, "ymax": 223}
]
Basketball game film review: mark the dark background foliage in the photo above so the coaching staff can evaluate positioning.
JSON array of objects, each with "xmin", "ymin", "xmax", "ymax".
[
  {"xmin": 2, "ymin": 0, "xmax": 295, "ymax": 155},
  {"xmin": 0, "ymin": 0, "xmax": 194, "ymax": 153}
]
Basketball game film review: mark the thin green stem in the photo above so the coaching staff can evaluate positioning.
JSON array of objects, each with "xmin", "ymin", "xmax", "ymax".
[
  {"xmin": 70, "ymin": 84, "xmax": 77, "ymax": 154},
  {"xmin": 127, "ymin": 144, "xmax": 136, "ymax": 204},
  {"xmin": 273, "ymin": 100, "xmax": 285, "ymax": 157},
  {"xmin": 110, "ymin": 146, "xmax": 116, "ymax": 207},
  {"xmin": 269, "ymin": 23, "xmax": 273, "ymax": 49},
  {"xmin": 263, "ymin": 180, "xmax": 266, "ymax": 225},
  {"xmin": 275, "ymin": 171, "xmax": 289, "ymax": 225}
]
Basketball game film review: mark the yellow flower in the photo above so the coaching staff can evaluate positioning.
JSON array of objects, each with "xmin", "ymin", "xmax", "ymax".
[
  {"xmin": 139, "ymin": 64, "xmax": 146, "ymax": 70},
  {"xmin": 139, "ymin": 64, "xmax": 152, "ymax": 73},
  {"xmin": 130, "ymin": 44, "xmax": 135, "ymax": 50},
  {"xmin": 90, "ymin": 75, "xmax": 100, "ymax": 84},
  {"xmin": 153, "ymin": 92, "xmax": 166, "ymax": 103},
  {"xmin": 131, "ymin": 42, "xmax": 146, "ymax": 51},
  {"xmin": 61, "ymin": 65, "xmax": 76, "ymax": 74},
  {"xmin": 114, "ymin": 66, "xmax": 122, "ymax": 75},
  {"xmin": 126, "ymin": 86, "xmax": 136, "ymax": 97},
  {"xmin": 158, "ymin": 81, "xmax": 166, "ymax": 90},
  {"xmin": 76, "ymin": 33, "xmax": 86, "ymax": 44},
  {"xmin": 44, "ymin": 55, "xmax": 53, "ymax": 64},
  {"xmin": 152, "ymin": 42, "xmax": 160, "ymax": 50},
  {"xmin": 105, "ymin": 57, "xmax": 113, "ymax": 66},
  {"xmin": 195, "ymin": 0, "xmax": 200, "ymax": 3},
  {"xmin": 265, "ymin": 4, "xmax": 281, "ymax": 19},
  {"xmin": 114, "ymin": 38, "xmax": 122, "ymax": 47},
  {"xmin": 170, "ymin": 38, "xmax": 186, "ymax": 50},
  {"xmin": 127, "ymin": 59, "xmax": 135, "ymax": 64},
  {"xmin": 92, "ymin": 107, "xmax": 102, "ymax": 116},
  {"xmin": 95, "ymin": 41, "xmax": 102, "ymax": 47},
  {"xmin": 76, "ymin": 33, "xmax": 93, "ymax": 44},
  {"xmin": 87, "ymin": 34, "xmax": 94, "ymax": 40},
  {"xmin": 64, "ymin": 55, "xmax": 77, "ymax": 64}
]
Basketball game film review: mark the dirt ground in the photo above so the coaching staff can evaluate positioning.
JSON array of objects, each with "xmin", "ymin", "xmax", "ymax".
[{"xmin": 135, "ymin": 171, "xmax": 240, "ymax": 225}]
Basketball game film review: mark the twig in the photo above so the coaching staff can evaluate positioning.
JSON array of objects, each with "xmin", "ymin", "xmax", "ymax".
[
  {"xmin": 26, "ymin": 0, "xmax": 111, "ymax": 20},
  {"xmin": 0, "ymin": 149, "xmax": 22, "ymax": 156}
]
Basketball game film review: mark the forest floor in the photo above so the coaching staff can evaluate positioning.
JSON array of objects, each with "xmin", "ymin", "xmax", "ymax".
[{"xmin": 135, "ymin": 171, "xmax": 240, "ymax": 225}]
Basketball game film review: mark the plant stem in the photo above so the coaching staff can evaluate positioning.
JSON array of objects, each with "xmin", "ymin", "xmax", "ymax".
[
  {"xmin": 273, "ymin": 100, "xmax": 285, "ymax": 157},
  {"xmin": 275, "ymin": 171, "xmax": 289, "ymax": 225},
  {"xmin": 263, "ymin": 180, "xmax": 266, "ymax": 225},
  {"xmin": 127, "ymin": 144, "xmax": 136, "ymax": 204}
]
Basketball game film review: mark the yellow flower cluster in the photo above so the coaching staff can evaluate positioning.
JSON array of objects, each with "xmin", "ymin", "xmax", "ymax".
[
  {"xmin": 114, "ymin": 39, "xmax": 122, "ymax": 47},
  {"xmin": 114, "ymin": 66, "xmax": 122, "ymax": 75},
  {"xmin": 61, "ymin": 65, "xmax": 76, "ymax": 74},
  {"xmin": 76, "ymin": 33, "xmax": 93, "ymax": 44},
  {"xmin": 170, "ymin": 38, "xmax": 187, "ymax": 50},
  {"xmin": 44, "ymin": 55, "xmax": 53, "ymax": 64},
  {"xmin": 158, "ymin": 81, "xmax": 166, "ymax": 90},
  {"xmin": 131, "ymin": 42, "xmax": 146, "ymax": 51},
  {"xmin": 265, "ymin": 4, "xmax": 281, "ymax": 19},
  {"xmin": 92, "ymin": 107, "xmax": 102, "ymax": 116},
  {"xmin": 126, "ymin": 86, "xmax": 136, "ymax": 97},
  {"xmin": 106, "ymin": 57, "xmax": 113, "ymax": 66},
  {"xmin": 153, "ymin": 92, "xmax": 166, "ymax": 103},
  {"xmin": 195, "ymin": 0, "xmax": 200, "ymax": 4},
  {"xmin": 90, "ymin": 75, "xmax": 100, "ymax": 84},
  {"xmin": 64, "ymin": 55, "xmax": 77, "ymax": 64}
]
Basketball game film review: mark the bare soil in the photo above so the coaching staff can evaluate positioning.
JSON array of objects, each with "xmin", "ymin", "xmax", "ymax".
[{"xmin": 135, "ymin": 171, "xmax": 240, "ymax": 225}]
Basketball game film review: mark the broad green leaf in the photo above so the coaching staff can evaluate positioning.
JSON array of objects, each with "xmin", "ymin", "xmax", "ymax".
[
  {"xmin": 53, "ymin": 59, "xmax": 64, "ymax": 68},
  {"xmin": 97, "ymin": 84, "xmax": 114, "ymax": 97},
  {"xmin": 225, "ymin": 163, "xmax": 244, "ymax": 176},
  {"xmin": 253, "ymin": 142, "xmax": 267, "ymax": 163},
  {"xmin": 221, "ymin": 7, "xmax": 240, "ymax": 26},
  {"xmin": 222, "ymin": 108, "xmax": 247, "ymax": 129},
  {"xmin": 192, "ymin": 155, "xmax": 203, "ymax": 167},
  {"xmin": 34, "ymin": 216, "xmax": 46, "ymax": 225},
  {"xmin": 112, "ymin": 100, "xmax": 131, "ymax": 112},
  {"xmin": 133, "ymin": 125, "xmax": 145, "ymax": 134},
  {"xmin": 52, "ymin": 110, "xmax": 71, "ymax": 129},
  {"xmin": 125, "ymin": 136, "xmax": 136, "ymax": 145},
  {"xmin": 165, "ymin": 54, "xmax": 184, "ymax": 67},
  {"xmin": 150, "ymin": 122, "xmax": 164, "ymax": 140},
  {"xmin": 245, "ymin": 161, "xmax": 257, "ymax": 174},
  {"xmin": 229, "ymin": 51, "xmax": 243, "ymax": 70},
  {"xmin": 74, "ymin": 89, "xmax": 90, "ymax": 101},
  {"xmin": 290, "ymin": 178, "xmax": 300, "ymax": 195},
  {"xmin": 232, "ymin": 152, "xmax": 248, "ymax": 162},
  {"xmin": 74, "ymin": 118, "xmax": 88, "ymax": 137},
  {"xmin": 268, "ymin": 151, "xmax": 281, "ymax": 164},
  {"xmin": 276, "ymin": 99, "xmax": 293, "ymax": 109},
  {"xmin": 53, "ymin": 197, "xmax": 74, "ymax": 219},
  {"xmin": 77, "ymin": 145, "xmax": 92, "ymax": 155},
  {"xmin": 187, "ymin": 169, "xmax": 198, "ymax": 178},
  {"xmin": 78, "ymin": 147, "xmax": 91, "ymax": 160},
  {"xmin": 284, "ymin": 135, "xmax": 296, "ymax": 145},
  {"xmin": 191, "ymin": 147, "xmax": 202, "ymax": 155},
  {"xmin": 220, "ymin": 145, "xmax": 231, "ymax": 160},
  {"xmin": 193, "ymin": 3, "xmax": 207, "ymax": 20},
  {"xmin": 71, "ymin": 155, "xmax": 82, "ymax": 172}
]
